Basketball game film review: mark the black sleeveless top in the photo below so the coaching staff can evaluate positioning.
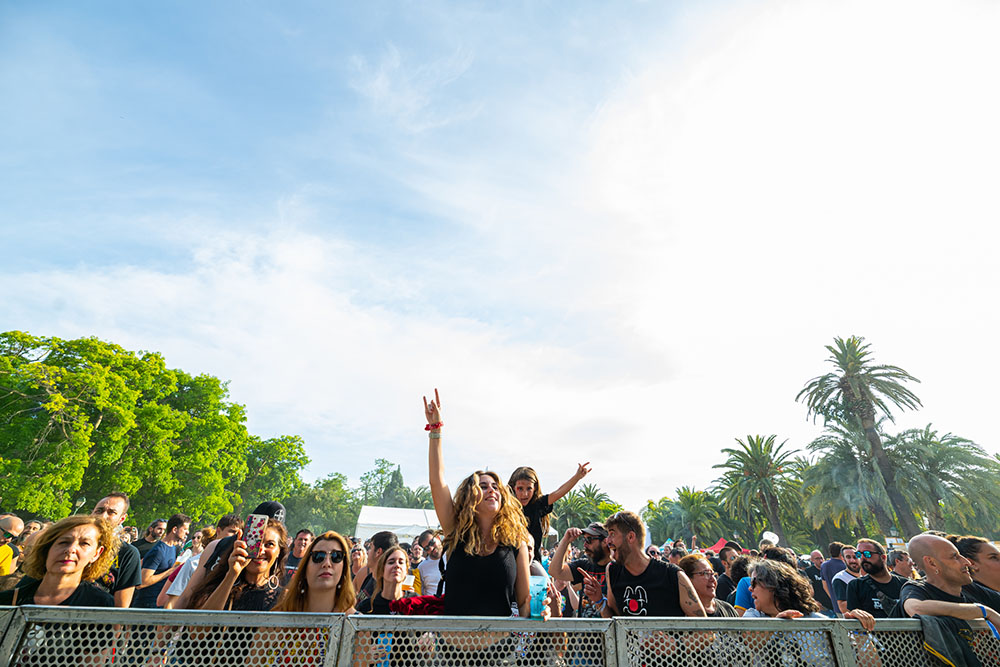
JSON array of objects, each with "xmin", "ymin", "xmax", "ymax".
[
  {"xmin": 443, "ymin": 542, "xmax": 518, "ymax": 616},
  {"xmin": 609, "ymin": 558, "xmax": 683, "ymax": 616}
]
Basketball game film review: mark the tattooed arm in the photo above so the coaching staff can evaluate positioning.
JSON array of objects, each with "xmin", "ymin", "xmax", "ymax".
[{"xmin": 677, "ymin": 570, "xmax": 708, "ymax": 617}]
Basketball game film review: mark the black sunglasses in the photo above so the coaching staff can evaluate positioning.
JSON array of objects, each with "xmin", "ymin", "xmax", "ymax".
[{"xmin": 310, "ymin": 549, "xmax": 346, "ymax": 564}]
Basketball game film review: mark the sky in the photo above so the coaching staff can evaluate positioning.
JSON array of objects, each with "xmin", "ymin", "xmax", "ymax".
[{"xmin": 2, "ymin": 0, "xmax": 999, "ymax": 515}]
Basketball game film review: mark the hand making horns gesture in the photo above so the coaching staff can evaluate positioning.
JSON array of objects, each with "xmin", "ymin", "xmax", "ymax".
[{"xmin": 423, "ymin": 388, "xmax": 442, "ymax": 426}]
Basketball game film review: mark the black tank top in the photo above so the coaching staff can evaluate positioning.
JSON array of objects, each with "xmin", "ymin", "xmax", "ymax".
[
  {"xmin": 443, "ymin": 542, "xmax": 517, "ymax": 616},
  {"xmin": 609, "ymin": 558, "xmax": 683, "ymax": 616}
]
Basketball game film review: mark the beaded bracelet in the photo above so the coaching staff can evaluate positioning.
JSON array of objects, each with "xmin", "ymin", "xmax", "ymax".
[{"xmin": 425, "ymin": 422, "xmax": 443, "ymax": 431}]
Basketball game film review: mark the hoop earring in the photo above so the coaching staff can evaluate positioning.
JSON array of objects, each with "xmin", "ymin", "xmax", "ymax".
[{"xmin": 269, "ymin": 575, "xmax": 280, "ymax": 590}]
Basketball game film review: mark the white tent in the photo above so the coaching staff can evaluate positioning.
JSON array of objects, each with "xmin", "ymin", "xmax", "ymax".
[{"xmin": 354, "ymin": 505, "xmax": 440, "ymax": 542}]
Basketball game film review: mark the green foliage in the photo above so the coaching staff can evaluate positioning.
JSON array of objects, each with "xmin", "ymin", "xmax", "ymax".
[
  {"xmin": 550, "ymin": 484, "xmax": 619, "ymax": 535},
  {"xmin": 284, "ymin": 473, "xmax": 360, "ymax": 536},
  {"xmin": 0, "ymin": 331, "xmax": 308, "ymax": 526},
  {"xmin": 642, "ymin": 487, "xmax": 728, "ymax": 546}
]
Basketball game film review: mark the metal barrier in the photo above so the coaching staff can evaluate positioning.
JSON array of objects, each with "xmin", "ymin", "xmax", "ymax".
[{"xmin": 1, "ymin": 607, "xmax": 999, "ymax": 667}]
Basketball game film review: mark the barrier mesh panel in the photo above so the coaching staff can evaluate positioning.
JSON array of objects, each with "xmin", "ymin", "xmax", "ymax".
[
  {"xmin": 622, "ymin": 628, "xmax": 836, "ymax": 667},
  {"xmin": 11, "ymin": 620, "xmax": 333, "ymax": 666},
  {"xmin": 847, "ymin": 629, "xmax": 934, "ymax": 667},
  {"xmin": 349, "ymin": 627, "xmax": 606, "ymax": 667}
]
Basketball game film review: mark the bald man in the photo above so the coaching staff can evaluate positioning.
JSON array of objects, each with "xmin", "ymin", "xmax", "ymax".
[
  {"xmin": 0, "ymin": 515, "xmax": 25, "ymax": 575},
  {"xmin": 900, "ymin": 534, "xmax": 1000, "ymax": 625}
]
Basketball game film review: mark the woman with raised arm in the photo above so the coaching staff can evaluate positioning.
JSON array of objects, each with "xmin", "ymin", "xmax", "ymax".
[{"xmin": 424, "ymin": 388, "xmax": 535, "ymax": 617}]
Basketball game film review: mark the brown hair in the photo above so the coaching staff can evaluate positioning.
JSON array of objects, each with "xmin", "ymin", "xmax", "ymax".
[
  {"xmin": 605, "ymin": 511, "xmax": 645, "ymax": 545},
  {"xmin": 373, "ymin": 546, "xmax": 409, "ymax": 599},
  {"xmin": 445, "ymin": 470, "xmax": 529, "ymax": 558},
  {"xmin": 678, "ymin": 553, "xmax": 711, "ymax": 580},
  {"xmin": 22, "ymin": 516, "xmax": 119, "ymax": 582},
  {"xmin": 750, "ymin": 560, "xmax": 820, "ymax": 615},
  {"xmin": 188, "ymin": 519, "xmax": 288, "ymax": 609},
  {"xmin": 508, "ymin": 466, "xmax": 548, "ymax": 534},
  {"xmin": 274, "ymin": 531, "xmax": 355, "ymax": 613}
]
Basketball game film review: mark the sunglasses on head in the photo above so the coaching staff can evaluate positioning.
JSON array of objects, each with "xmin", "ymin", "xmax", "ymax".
[{"xmin": 310, "ymin": 549, "xmax": 346, "ymax": 564}]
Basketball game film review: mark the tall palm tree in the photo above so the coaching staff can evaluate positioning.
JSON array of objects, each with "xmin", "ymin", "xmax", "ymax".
[
  {"xmin": 796, "ymin": 336, "xmax": 922, "ymax": 538},
  {"xmin": 673, "ymin": 486, "xmax": 727, "ymax": 544},
  {"xmin": 893, "ymin": 425, "xmax": 1000, "ymax": 532},
  {"xmin": 804, "ymin": 419, "xmax": 895, "ymax": 536},
  {"xmin": 713, "ymin": 435, "xmax": 799, "ymax": 546}
]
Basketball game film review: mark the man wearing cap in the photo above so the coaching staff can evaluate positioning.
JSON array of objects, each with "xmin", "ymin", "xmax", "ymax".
[{"xmin": 549, "ymin": 522, "xmax": 612, "ymax": 617}]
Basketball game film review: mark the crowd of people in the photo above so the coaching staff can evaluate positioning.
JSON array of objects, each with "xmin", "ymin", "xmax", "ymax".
[{"xmin": 1, "ymin": 388, "xmax": 997, "ymax": 658}]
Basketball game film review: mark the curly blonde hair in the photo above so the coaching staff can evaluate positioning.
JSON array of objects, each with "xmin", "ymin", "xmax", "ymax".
[
  {"xmin": 274, "ymin": 530, "xmax": 356, "ymax": 613},
  {"xmin": 445, "ymin": 470, "xmax": 529, "ymax": 558},
  {"xmin": 22, "ymin": 516, "xmax": 119, "ymax": 582}
]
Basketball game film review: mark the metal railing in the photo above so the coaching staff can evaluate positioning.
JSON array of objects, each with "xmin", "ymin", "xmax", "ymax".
[{"xmin": 1, "ymin": 606, "xmax": 998, "ymax": 667}]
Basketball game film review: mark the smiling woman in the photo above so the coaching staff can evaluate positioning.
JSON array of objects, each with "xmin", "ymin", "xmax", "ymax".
[
  {"xmin": 274, "ymin": 530, "xmax": 357, "ymax": 614},
  {"xmin": 0, "ymin": 516, "xmax": 117, "ymax": 607},
  {"xmin": 187, "ymin": 519, "xmax": 289, "ymax": 611},
  {"xmin": 424, "ymin": 389, "xmax": 537, "ymax": 618}
]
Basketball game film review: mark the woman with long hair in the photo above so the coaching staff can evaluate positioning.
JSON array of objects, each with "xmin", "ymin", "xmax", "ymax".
[
  {"xmin": 949, "ymin": 534, "xmax": 1000, "ymax": 606},
  {"xmin": 274, "ymin": 530, "xmax": 356, "ymax": 613},
  {"xmin": 508, "ymin": 462, "xmax": 590, "ymax": 563},
  {"xmin": 357, "ymin": 546, "xmax": 413, "ymax": 614},
  {"xmin": 0, "ymin": 516, "xmax": 117, "ymax": 607},
  {"xmin": 186, "ymin": 519, "xmax": 288, "ymax": 611},
  {"xmin": 424, "ymin": 389, "xmax": 539, "ymax": 617}
]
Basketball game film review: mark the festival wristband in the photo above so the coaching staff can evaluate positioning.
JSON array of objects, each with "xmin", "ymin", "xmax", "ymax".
[{"xmin": 979, "ymin": 605, "xmax": 1000, "ymax": 639}]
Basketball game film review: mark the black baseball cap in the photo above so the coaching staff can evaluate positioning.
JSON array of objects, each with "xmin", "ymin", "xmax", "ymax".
[{"xmin": 581, "ymin": 522, "xmax": 608, "ymax": 539}]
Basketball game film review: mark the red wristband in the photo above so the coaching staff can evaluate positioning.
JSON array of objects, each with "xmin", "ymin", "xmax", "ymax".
[{"xmin": 425, "ymin": 422, "xmax": 443, "ymax": 431}]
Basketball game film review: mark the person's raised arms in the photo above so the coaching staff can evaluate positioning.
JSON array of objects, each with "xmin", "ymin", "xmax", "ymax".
[
  {"xmin": 548, "ymin": 528, "xmax": 581, "ymax": 581},
  {"xmin": 546, "ymin": 463, "xmax": 592, "ymax": 504},
  {"xmin": 425, "ymin": 389, "xmax": 455, "ymax": 534}
]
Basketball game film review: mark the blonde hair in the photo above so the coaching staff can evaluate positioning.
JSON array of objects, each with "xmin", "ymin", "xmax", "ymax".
[
  {"xmin": 373, "ymin": 546, "xmax": 409, "ymax": 599},
  {"xmin": 22, "ymin": 516, "xmax": 119, "ymax": 582},
  {"xmin": 445, "ymin": 470, "xmax": 529, "ymax": 558},
  {"xmin": 274, "ymin": 531, "xmax": 356, "ymax": 613}
]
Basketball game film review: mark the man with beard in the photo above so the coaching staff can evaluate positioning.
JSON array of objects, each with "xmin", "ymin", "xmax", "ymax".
[
  {"xmin": 90, "ymin": 493, "xmax": 143, "ymax": 607},
  {"xmin": 832, "ymin": 546, "xmax": 862, "ymax": 614},
  {"xmin": 417, "ymin": 533, "xmax": 444, "ymax": 596},
  {"xmin": 549, "ymin": 522, "xmax": 612, "ymax": 618},
  {"xmin": 715, "ymin": 546, "xmax": 739, "ymax": 602},
  {"xmin": 580, "ymin": 511, "xmax": 705, "ymax": 618},
  {"xmin": 901, "ymin": 534, "xmax": 1000, "ymax": 625},
  {"xmin": 846, "ymin": 539, "xmax": 908, "ymax": 617}
]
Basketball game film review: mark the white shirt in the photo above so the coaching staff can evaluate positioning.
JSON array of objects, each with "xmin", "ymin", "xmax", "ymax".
[
  {"xmin": 417, "ymin": 556, "xmax": 443, "ymax": 595},
  {"xmin": 166, "ymin": 553, "xmax": 201, "ymax": 597}
]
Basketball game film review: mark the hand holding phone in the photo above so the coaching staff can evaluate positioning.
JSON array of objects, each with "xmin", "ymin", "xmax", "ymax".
[{"xmin": 244, "ymin": 514, "xmax": 269, "ymax": 558}]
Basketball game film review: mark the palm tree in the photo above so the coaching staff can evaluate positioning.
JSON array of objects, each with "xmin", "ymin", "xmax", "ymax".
[
  {"xmin": 713, "ymin": 435, "xmax": 799, "ymax": 546},
  {"xmin": 391, "ymin": 485, "xmax": 434, "ymax": 509},
  {"xmin": 804, "ymin": 419, "xmax": 895, "ymax": 537},
  {"xmin": 796, "ymin": 336, "xmax": 922, "ymax": 538},
  {"xmin": 550, "ymin": 485, "xmax": 612, "ymax": 535},
  {"xmin": 893, "ymin": 425, "xmax": 1000, "ymax": 532}
]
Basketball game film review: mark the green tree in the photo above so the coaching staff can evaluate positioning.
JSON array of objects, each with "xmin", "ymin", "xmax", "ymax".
[
  {"xmin": 893, "ymin": 425, "xmax": 1000, "ymax": 533},
  {"xmin": 713, "ymin": 435, "xmax": 799, "ymax": 547},
  {"xmin": 797, "ymin": 336, "xmax": 922, "ymax": 537},
  {"xmin": 230, "ymin": 435, "xmax": 310, "ymax": 515},
  {"xmin": 391, "ymin": 485, "xmax": 434, "ymax": 509},
  {"xmin": 642, "ymin": 488, "xmax": 726, "ymax": 546},
  {"xmin": 357, "ymin": 458, "xmax": 397, "ymax": 505},
  {"xmin": 284, "ymin": 473, "xmax": 360, "ymax": 536}
]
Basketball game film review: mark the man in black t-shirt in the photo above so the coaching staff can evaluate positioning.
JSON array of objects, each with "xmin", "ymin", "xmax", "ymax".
[
  {"xmin": 135, "ymin": 519, "xmax": 166, "ymax": 559},
  {"xmin": 354, "ymin": 531, "xmax": 398, "ymax": 610},
  {"xmin": 284, "ymin": 529, "xmax": 313, "ymax": 583},
  {"xmin": 581, "ymin": 511, "xmax": 706, "ymax": 618},
  {"xmin": 549, "ymin": 522, "xmax": 611, "ymax": 618},
  {"xmin": 715, "ymin": 546, "xmax": 740, "ymax": 602},
  {"xmin": 900, "ymin": 534, "xmax": 1000, "ymax": 627},
  {"xmin": 805, "ymin": 549, "xmax": 834, "ymax": 614},
  {"xmin": 90, "ymin": 493, "xmax": 142, "ymax": 607},
  {"xmin": 846, "ymin": 539, "xmax": 907, "ymax": 618}
]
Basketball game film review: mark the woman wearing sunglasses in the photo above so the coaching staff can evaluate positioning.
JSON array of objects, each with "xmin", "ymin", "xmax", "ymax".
[{"xmin": 274, "ymin": 530, "xmax": 356, "ymax": 613}]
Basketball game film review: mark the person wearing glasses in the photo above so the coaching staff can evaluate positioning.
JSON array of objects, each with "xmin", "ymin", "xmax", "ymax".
[
  {"xmin": 679, "ymin": 553, "xmax": 739, "ymax": 617},
  {"xmin": 274, "ymin": 530, "xmax": 356, "ymax": 613},
  {"xmin": 549, "ymin": 522, "xmax": 612, "ymax": 618},
  {"xmin": 845, "ymin": 539, "xmax": 908, "ymax": 618},
  {"xmin": 0, "ymin": 514, "xmax": 25, "ymax": 575}
]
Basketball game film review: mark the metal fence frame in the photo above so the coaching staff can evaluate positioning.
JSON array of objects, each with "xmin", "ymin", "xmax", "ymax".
[{"xmin": 1, "ymin": 606, "xmax": 997, "ymax": 666}]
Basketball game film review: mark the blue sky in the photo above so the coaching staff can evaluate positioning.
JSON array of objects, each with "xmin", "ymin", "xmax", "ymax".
[{"xmin": 3, "ymin": 0, "xmax": 1000, "ymax": 515}]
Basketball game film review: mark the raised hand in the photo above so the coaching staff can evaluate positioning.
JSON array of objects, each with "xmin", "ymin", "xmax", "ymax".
[
  {"xmin": 579, "ymin": 569, "xmax": 603, "ymax": 602},
  {"xmin": 423, "ymin": 388, "xmax": 442, "ymax": 426},
  {"xmin": 575, "ymin": 462, "xmax": 592, "ymax": 480},
  {"xmin": 563, "ymin": 527, "xmax": 583, "ymax": 543},
  {"xmin": 228, "ymin": 532, "xmax": 250, "ymax": 576}
]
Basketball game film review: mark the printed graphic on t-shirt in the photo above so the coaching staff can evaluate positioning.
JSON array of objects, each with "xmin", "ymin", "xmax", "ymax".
[{"xmin": 622, "ymin": 585, "xmax": 648, "ymax": 615}]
